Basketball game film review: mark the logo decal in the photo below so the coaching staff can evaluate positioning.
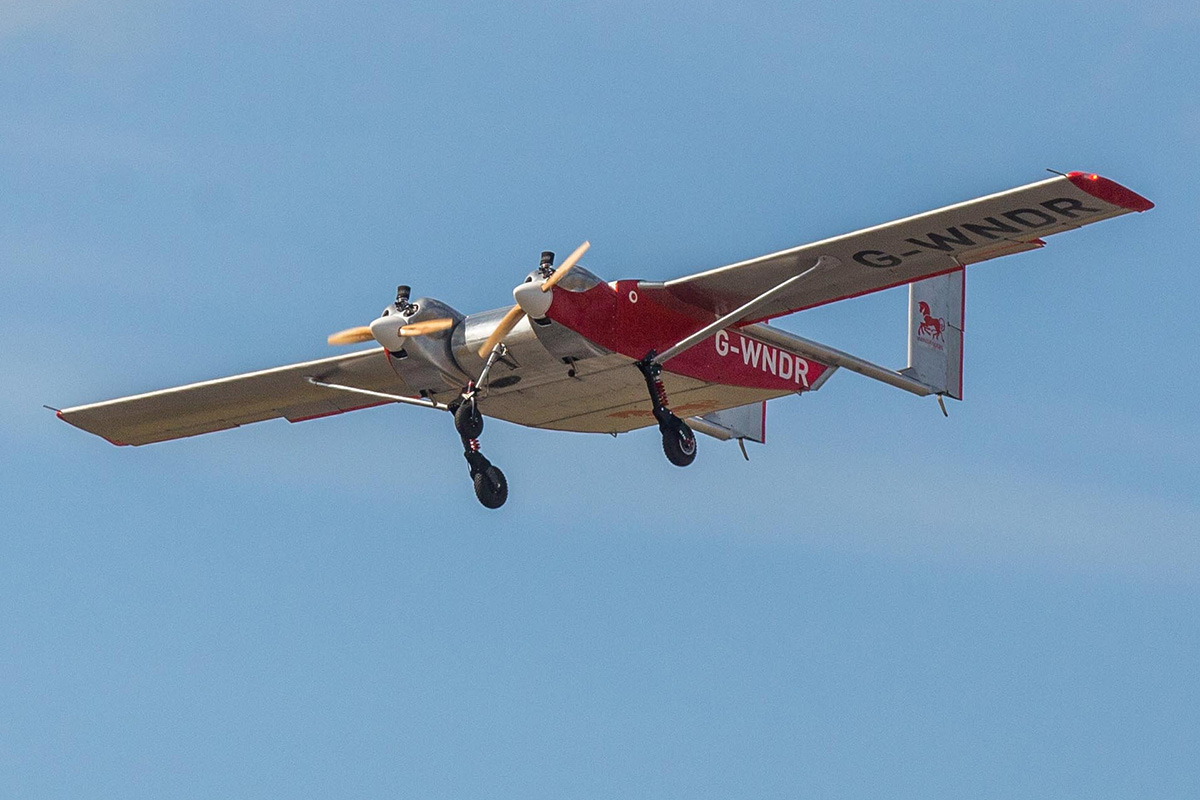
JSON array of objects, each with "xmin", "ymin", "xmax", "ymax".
[{"xmin": 916, "ymin": 300, "xmax": 946, "ymax": 348}]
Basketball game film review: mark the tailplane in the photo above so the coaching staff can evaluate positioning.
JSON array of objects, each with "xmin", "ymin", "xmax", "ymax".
[{"xmin": 688, "ymin": 401, "xmax": 767, "ymax": 445}]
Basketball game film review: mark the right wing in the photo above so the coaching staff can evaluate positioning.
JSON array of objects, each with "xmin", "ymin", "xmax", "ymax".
[
  {"xmin": 58, "ymin": 348, "xmax": 415, "ymax": 446},
  {"xmin": 651, "ymin": 171, "xmax": 1153, "ymax": 321}
]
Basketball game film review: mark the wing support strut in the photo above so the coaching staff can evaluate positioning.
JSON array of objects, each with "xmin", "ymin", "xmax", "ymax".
[
  {"xmin": 741, "ymin": 323, "xmax": 935, "ymax": 397},
  {"xmin": 653, "ymin": 255, "xmax": 839, "ymax": 365},
  {"xmin": 305, "ymin": 378, "xmax": 450, "ymax": 410}
]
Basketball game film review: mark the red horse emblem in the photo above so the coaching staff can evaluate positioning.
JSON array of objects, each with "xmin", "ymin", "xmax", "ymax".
[{"xmin": 917, "ymin": 301, "xmax": 946, "ymax": 341}]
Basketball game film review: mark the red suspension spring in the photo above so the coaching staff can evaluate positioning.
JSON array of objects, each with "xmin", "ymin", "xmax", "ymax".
[
  {"xmin": 653, "ymin": 378, "xmax": 669, "ymax": 409},
  {"xmin": 468, "ymin": 438, "xmax": 481, "ymax": 452}
]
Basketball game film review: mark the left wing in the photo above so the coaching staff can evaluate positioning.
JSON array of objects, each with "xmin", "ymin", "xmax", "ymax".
[
  {"xmin": 651, "ymin": 171, "xmax": 1152, "ymax": 321},
  {"xmin": 58, "ymin": 348, "xmax": 413, "ymax": 446}
]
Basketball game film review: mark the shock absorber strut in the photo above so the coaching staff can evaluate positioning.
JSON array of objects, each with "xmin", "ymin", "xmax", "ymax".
[
  {"xmin": 635, "ymin": 351, "xmax": 698, "ymax": 467},
  {"xmin": 653, "ymin": 375, "xmax": 669, "ymax": 410},
  {"xmin": 635, "ymin": 352, "xmax": 679, "ymax": 432}
]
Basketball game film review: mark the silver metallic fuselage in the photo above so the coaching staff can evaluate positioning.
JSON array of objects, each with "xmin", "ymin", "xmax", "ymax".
[{"xmin": 385, "ymin": 268, "xmax": 611, "ymax": 400}]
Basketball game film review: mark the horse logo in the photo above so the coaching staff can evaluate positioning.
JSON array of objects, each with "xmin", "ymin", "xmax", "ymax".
[{"xmin": 917, "ymin": 300, "xmax": 946, "ymax": 341}]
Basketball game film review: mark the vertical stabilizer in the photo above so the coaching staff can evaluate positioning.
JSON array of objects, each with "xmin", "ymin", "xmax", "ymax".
[{"xmin": 903, "ymin": 270, "xmax": 964, "ymax": 400}]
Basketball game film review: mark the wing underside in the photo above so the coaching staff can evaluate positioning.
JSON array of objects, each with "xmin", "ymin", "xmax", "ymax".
[
  {"xmin": 59, "ymin": 347, "xmax": 796, "ymax": 444},
  {"xmin": 58, "ymin": 348, "xmax": 411, "ymax": 446},
  {"xmin": 473, "ymin": 352, "xmax": 798, "ymax": 434},
  {"xmin": 649, "ymin": 172, "xmax": 1153, "ymax": 321}
]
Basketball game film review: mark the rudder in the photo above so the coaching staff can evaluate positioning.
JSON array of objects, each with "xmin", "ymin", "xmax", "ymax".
[{"xmin": 903, "ymin": 270, "xmax": 964, "ymax": 400}]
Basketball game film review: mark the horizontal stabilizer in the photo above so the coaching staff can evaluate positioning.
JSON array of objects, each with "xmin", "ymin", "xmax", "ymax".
[{"xmin": 689, "ymin": 401, "xmax": 766, "ymax": 443}]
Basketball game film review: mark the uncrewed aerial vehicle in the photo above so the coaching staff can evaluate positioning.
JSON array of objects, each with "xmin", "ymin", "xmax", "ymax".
[{"xmin": 57, "ymin": 171, "xmax": 1153, "ymax": 508}]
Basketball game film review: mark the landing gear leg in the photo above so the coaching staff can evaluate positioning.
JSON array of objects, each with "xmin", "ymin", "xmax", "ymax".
[
  {"xmin": 462, "ymin": 436, "xmax": 507, "ymax": 509},
  {"xmin": 450, "ymin": 400, "xmax": 507, "ymax": 508},
  {"xmin": 635, "ymin": 353, "xmax": 697, "ymax": 467},
  {"xmin": 451, "ymin": 344, "xmax": 510, "ymax": 508}
]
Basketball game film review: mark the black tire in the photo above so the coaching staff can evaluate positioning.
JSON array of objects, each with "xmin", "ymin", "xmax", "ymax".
[
  {"xmin": 455, "ymin": 401, "xmax": 484, "ymax": 438},
  {"xmin": 662, "ymin": 422, "xmax": 697, "ymax": 467},
  {"xmin": 473, "ymin": 465, "xmax": 508, "ymax": 509}
]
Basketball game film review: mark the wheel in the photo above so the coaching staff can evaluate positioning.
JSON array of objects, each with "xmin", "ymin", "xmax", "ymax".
[
  {"xmin": 662, "ymin": 421, "xmax": 697, "ymax": 467},
  {"xmin": 473, "ymin": 465, "xmax": 508, "ymax": 509},
  {"xmin": 455, "ymin": 401, "xmax": 484, "ymax": 438}
]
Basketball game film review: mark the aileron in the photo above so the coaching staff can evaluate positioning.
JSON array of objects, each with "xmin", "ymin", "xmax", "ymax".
[{"xmin": 58, "ymin": 348, "xmax": 411, "ymax": 446}]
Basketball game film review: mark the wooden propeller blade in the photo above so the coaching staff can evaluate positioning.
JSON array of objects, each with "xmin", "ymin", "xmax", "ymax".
[
  {"xmin": 477, "ymin": 304, "xmax": 526, "ymax": 358},
  {"xmin": 327, "ymin": 326, "xmax": 375, "ymax": 346},
  {"xmin": 398, "ymin": 317, "xmax": 455, "ymax": 337},
  {"xmin": 472, "ymin": 241, "xmax": 589, "ymax": 357},
  {"xmin": 541, "ymin": 240, "xmax": 590, "ymax": 292}
]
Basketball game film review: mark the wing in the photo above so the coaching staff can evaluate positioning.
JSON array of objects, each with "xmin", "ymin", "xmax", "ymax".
[
  {"xmin": 473, "ymin": 351, "xmax": 826, "ymax": 434},
  {"xmin": 653, "ymin": 172, "xmax": 1153, "ymax": 320},
  {"xmin": 58, "ymin": 348, "xmax": 415, "ymax": 446}
]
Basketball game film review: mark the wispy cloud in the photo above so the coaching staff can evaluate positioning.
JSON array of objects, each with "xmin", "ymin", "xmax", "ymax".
[
  {"xmin": 0, "ymin": 117, "xmax": 181, "ymax": 171},
  {"xmin": 0, "ymin": 0, "xmax": 162, "ymax": 63},
  {"xmin": 642, "ymin": 455, "xmax": 1197, "ymax": 586},
  {"xmin": 0, "ymin": 0, "xmax": 87, "ymax": 39}
]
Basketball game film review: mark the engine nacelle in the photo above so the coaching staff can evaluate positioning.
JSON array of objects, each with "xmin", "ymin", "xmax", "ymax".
[{"xmin": 376, "ymin": 297, "xmax": 471, "ymax": 395}]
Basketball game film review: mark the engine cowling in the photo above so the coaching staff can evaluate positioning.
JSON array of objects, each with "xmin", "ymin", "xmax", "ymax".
[{"xmin": 376, "ymin": 297, "xmax": 470, "ymax": 394}]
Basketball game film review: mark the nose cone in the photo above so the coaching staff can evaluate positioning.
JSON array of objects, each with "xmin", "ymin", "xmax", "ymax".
[
  {"xmin": 513, "ymin": 279, "xmax": 553, "ymax": 319},
  {"xmin": 369, "ymin": 313, "xmax": 407, "ymax": 351}
]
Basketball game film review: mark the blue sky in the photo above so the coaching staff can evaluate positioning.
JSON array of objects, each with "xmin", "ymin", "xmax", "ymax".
[{"xmin": 3, "ymin": 2, "xmax": 1198, "ymax": 797}]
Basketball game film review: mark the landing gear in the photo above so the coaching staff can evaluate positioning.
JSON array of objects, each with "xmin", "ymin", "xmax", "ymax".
[
  {"xmin": 452, "ymin": 344, "xmax": 510, "ymax": 509},
  {"xmin": 454, "ymin": 397, "xmax": 484, "ymax": 439},
  {"xmin": 636, "ymin": 352, "xmax": 697, "ymax": 468},
  {"xmin": 473, "ymin": 464, "xmax": 508, "ymax": 508},
  {"xmin": 454, "ymin": 409, "xmax": 507, "ymax": 509},
  {"xmin": 662, "ymin": 420, "xmax": 697, "ymax": 467}
]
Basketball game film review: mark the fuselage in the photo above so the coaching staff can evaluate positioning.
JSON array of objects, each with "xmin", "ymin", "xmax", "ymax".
[{"xmin": 378, "ymin": 266, "xmax": 830, "ymax": 434}]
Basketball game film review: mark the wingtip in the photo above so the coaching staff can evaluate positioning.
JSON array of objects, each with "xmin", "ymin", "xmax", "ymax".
[
  {"xmin": 54, "ymin": 406, "xmax": 130, "ymax": 446},
  {"xmin": 1066, "ymin": 171, "xmax": 1154, "ymax": 212}
]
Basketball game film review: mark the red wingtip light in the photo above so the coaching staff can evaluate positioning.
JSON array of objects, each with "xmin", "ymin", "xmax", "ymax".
[{"xmin": 1065, "ymin": 171, "xmax": 1154, "ymax": 212}]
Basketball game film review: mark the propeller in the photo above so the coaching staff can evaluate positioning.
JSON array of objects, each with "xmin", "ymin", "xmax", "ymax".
[
  {"xmin": 327, "ymin": 326, "xmax": 375, "ymax": 346},
  {"xmin": 327, "ymin": 282, "xmax": 456, "ymax": 348},
  {"xmin": 396, "ymin": 317, "xmax": 455, "ymax": 337},
  {"xmin": 328, "ymin": 316, "xmax": 455, "ymax": 346},
  {"xmin": 477, "ymin": 240, "xmax": 589, "ymax": 357}
]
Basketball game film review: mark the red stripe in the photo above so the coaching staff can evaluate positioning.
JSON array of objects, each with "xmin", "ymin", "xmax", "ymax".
[
  {"xmin": 957, "ymin": 268, "xmax": 966, "ymax": 400},
  {"xmin": 1067, "ymin": 172, "xmax": 1154, "ymax": 212},
  {"xmin": 289, "ymin": 400, "xmax": 389, "ymax": 422}
]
